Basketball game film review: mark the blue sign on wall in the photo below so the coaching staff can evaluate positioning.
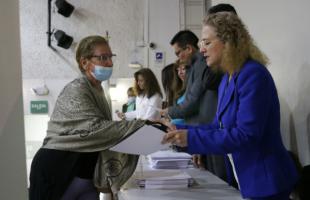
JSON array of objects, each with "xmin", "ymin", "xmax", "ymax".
[
  {"xmin": 156, "ymin": 52, "xmax": 163, "ymax": 60},
  {"xmin": 155, "ymin": 51, "xmax": 164, "ymax": 65}
]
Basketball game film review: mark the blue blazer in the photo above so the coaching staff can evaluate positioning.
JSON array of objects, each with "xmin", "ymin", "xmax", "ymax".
[{"xmin": 177, "ymin": 60, "xmax": 298, "ymax": 198}]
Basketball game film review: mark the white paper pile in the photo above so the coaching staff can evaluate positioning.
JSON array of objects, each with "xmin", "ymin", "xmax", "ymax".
[
  {"xmin": 135, "ymin": 170, "xmax": 194, "ymax": 189},
  {"xmin": 148, "ymin": 150, "xmax": 192, "ymax": 169}
]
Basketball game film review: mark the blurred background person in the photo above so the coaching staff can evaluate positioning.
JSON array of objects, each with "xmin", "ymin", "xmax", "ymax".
[
  {"xmin": 161, "ymin": 60, "xmax": 187, "ymax": 125},
  {"xmin": 170, "ymin": 60, "xmax": 187, "ymax": 125},
  {"xmin": 121, "ymin": 87, "xmax": 136, "ymax": 113},
  {"xmin": 161, "ymin": 63, "xmax": 175, "ymax": 108},
  {"xmin": 117, "ymin": 68, "xmax": 162, "ymax": 121}
]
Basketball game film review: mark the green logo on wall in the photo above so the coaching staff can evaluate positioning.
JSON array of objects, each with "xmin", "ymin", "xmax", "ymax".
[{"xmin": 30, "ymin": 101, "xmax": 48, "ymax": 114}]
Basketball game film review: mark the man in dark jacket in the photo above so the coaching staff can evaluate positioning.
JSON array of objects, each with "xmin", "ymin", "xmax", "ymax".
[{"xmin": 168, "ymin": 31, "xmax": 221, "ymax": 124}]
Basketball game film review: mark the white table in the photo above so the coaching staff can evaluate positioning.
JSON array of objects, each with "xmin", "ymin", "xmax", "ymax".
[{"xmin": 117, "ymin": 157, "xmax": 243, "ymax": 200}]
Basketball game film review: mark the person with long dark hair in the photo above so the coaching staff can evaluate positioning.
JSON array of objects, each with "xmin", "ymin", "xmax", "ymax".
[
  {"xmin": 118, "ymin": 68, "xmax": 163, "ymax": 121},
  {"xmin": 171, "ymin": 60, "xmax": 187, "ymax": 125},
  {"xmin": 161, "ymin": 63, "xmax": 176, "ymax": 107}
]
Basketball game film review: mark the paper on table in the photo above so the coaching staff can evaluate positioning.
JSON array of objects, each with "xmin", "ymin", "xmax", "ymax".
[
  {"xmin": 147, "ymin": 150, "xmax": 193, "ymax": 169},
  {"xmin": 149, "ymin": 160, "xmax": 190, "ymax": 169},
  {"xmin": 135, "ymin": 170, "xmax": 192, "ymax": 180},
  {"xmin": 134, "ymin": 170, "xmax": 194, "ymax": 189},
  {"xmin": 110, "ymin": 125, "xmax": 169, "ymax": 155},
  {"xmin": 149, "ymin": 150, "xmax": 192, "ymax": 160}
]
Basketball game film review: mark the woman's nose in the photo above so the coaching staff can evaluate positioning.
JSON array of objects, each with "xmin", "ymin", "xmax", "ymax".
[
  {"xmin": 200, "ymin": 46, "xmax": 206, "ymax": 54},
  {"xmin": 105, "ymin": 58, "xmax": 113, "ymax": 67}
]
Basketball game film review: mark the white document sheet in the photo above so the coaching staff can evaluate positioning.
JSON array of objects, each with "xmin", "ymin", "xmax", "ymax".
[
  {"xmin": 110, "ymin": 125, "xmax": 169, "ymax": 155},
  {"xmin": 149, "ymin": 150, "xmax": 192, "ymax": 160},
  {"xmin": 147, "ymin": 150, "xmax": 193, "ymax": 169}
]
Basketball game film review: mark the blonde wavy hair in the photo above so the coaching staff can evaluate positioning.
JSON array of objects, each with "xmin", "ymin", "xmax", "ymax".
[{"xmin": 203, "ymin": 12, "xmax": 269, "ymax": 72}]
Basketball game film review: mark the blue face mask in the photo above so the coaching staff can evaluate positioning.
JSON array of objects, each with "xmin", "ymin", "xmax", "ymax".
[
  {"xmin": 127, "ymin": 96, "xmax": 136, "ymax": 104},
  {"xmin": 92, "ymin": 65, "xmax": 113, "ymax": 81}
]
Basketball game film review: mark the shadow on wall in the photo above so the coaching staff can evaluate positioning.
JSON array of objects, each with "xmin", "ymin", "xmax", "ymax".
[
  {"xmin": 70, "ymin": 7, "xmax": 108, "ymax": 36},
  {"xmin": 279, "ymin": 62, "xmax": 310, "ymax": 166},
  {"xmin": 292, "ymin": 62, "xmax": 310, "ymax": 165},
  {"xmin": 49, "ymin": 7, "xmax": 101, "ymax": 74},
  {"xmin": 279, "ymin": 95, "xmax": 298, "ymax": 155},
  {"xmin": 53, "ymin": 7, "xmax": 114, "ymax": 74},
  {"xmin": 50, "ymin": 47, "xmax": 80, "ymax": 74},
  {"xmin": 289, "ymin": 112, "xmax": 299, "ymax": 155},
  {"xmin": 72, "ymin": 8, "xmax": 89, "ymax": 21}
]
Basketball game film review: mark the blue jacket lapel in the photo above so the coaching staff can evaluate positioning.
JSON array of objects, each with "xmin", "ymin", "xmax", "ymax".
[
  {"xmin": 218, "ymin": 74, "xmax": 236, "ymax": 118},
  {"xmin": 217, "ymin": 75, "xmax": 228, "ymax": 112}
]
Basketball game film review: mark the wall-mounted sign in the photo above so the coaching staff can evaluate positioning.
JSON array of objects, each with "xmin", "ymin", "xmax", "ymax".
[
  {"xmin": 154, "ymin": 51, "xmax": 165, "ymax": 67},
  {"xmin": 30, "ymin": 100, "xmax": 48, "ymax": 114},
  {"xmin": 155, "ymin": 52, "xmax": 163, "ymax": 62}
]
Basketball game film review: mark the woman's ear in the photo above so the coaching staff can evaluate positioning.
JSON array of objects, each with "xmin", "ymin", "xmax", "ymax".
[{"xmin": 80, "ymin": 57, "xmax": 89, "ymax": 70}]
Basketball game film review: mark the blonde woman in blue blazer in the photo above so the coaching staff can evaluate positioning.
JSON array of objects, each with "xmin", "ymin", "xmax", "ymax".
[{"xmin": 162, "ymin": 12, "xmax": 298, "ymax": 200}]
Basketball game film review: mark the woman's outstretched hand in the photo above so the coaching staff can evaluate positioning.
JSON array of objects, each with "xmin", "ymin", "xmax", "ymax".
[
  {"xmin": 116, "ymin": 111, "xmax": 125, "ymax": 120},
  {"xmin": 161, "ymin": 129, "xmax": 188, "ymax": 147}
]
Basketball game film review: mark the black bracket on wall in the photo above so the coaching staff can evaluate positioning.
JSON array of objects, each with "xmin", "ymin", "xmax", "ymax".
[
  {"xmin": 47, "ymin": 0, "xmax": 53, "ymax": 49},
  {"xmin": 47, "ymin": 0, "xmax": 74, "ymax": 50}
]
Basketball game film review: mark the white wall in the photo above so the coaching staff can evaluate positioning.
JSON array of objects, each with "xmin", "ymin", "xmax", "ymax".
[
  {"xmin": 212, "ymin": 0, "xmax": 310, "ymax": 166},
  {"xmin": 147, "ymin": 0, "xmax": 181, "ymax": 81},
  {"xmin": 180, "ymin": 0, "xmax": 208, "ymax": 38},
  {"xmin": 0, "ymin": 0, "xmax": 28, "ymax": 199},
  {"xmin": 20, "ymin": 0, "xmax": 145, "ymax": 80}
]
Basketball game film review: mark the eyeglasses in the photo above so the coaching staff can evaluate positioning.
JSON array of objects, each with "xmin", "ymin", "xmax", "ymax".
[
  {"xmin": 198, "ymin": 39, "xmax": 210, "ymax": 49},
  {"xmin": 91, "ymin": 54, "xmax": 116, "ymax": 62}
]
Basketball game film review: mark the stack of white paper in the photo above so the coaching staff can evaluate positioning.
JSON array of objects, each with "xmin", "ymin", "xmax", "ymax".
[
  {"xmin": 148, "ymin": 150, "xmax": 192, "ymax": 169},
  {"xmin": 135, "ymin": 170, "xmax": 194, "ymax": 189}
]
